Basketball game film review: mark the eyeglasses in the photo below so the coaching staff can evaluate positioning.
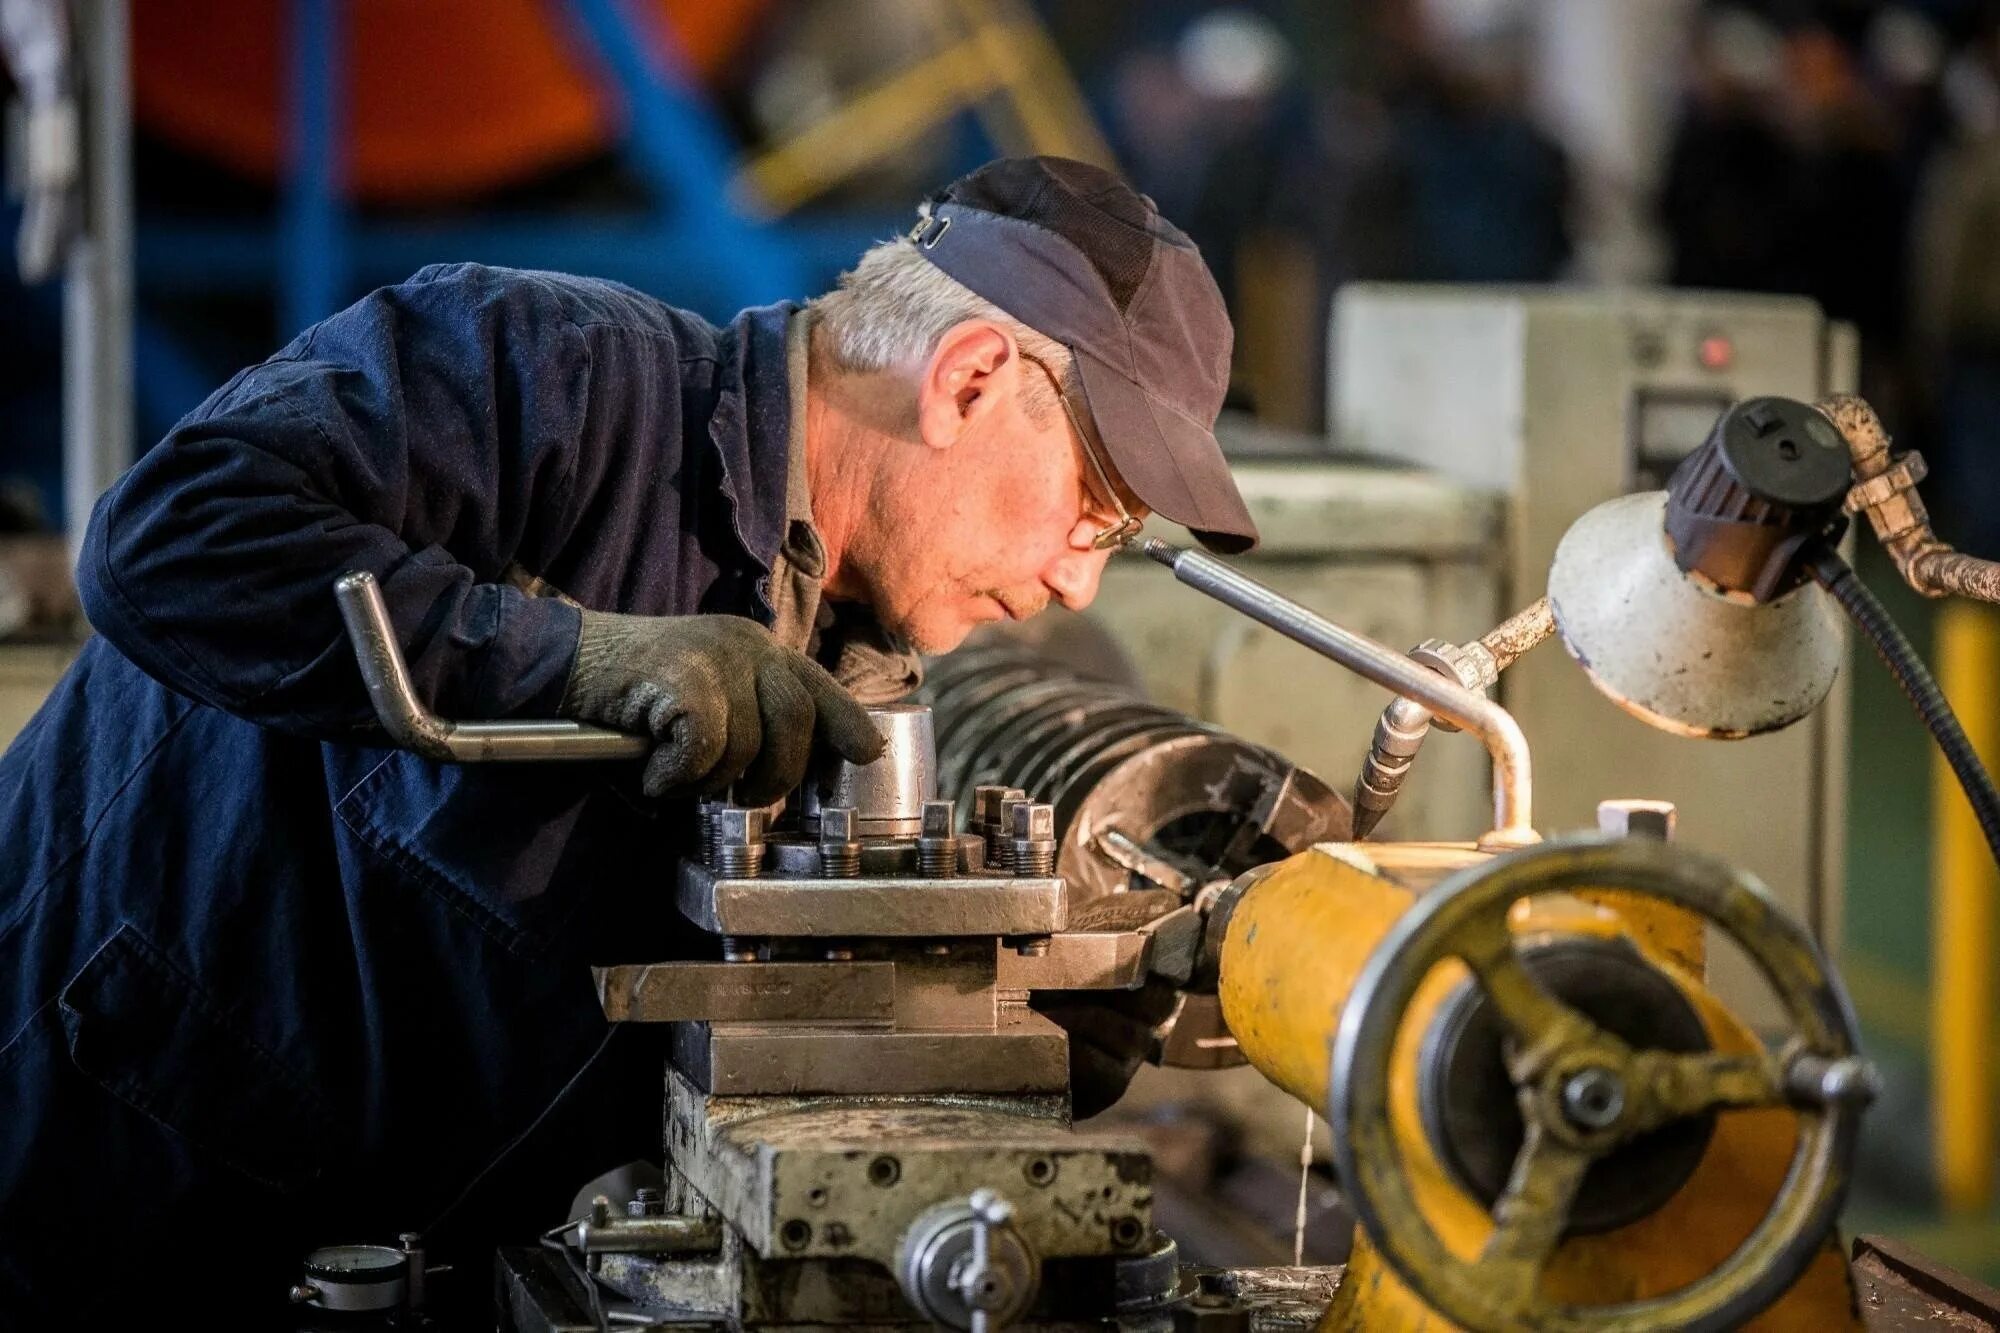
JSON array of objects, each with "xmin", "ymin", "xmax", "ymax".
[{"xmin": 1019, "ymin": 350, "xmax": 1145, "ymax": 551}]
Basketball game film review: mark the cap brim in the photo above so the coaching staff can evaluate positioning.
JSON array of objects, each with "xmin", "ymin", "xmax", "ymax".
[{"xmin": 1072, "ymin": 348, "xmax": 1258, "ymax": 554}]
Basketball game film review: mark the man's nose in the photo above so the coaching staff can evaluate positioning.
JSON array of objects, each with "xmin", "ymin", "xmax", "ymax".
[{"xmin": 1044, "ymin": 547, "xmax": 1109, "ymax": 611}]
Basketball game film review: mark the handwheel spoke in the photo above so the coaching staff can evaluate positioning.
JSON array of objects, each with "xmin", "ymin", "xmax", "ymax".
[
  {"xmin": 1476, "ymin": 1121, "xmax": 1596, "ymax": 1314},
  {"xmin": 1626, "ymin": 1049, "xmax": 1783, "ymax": 1132},
  {"xmin": 1456, "ymin": 917, "xmax": 1600, "ymax": 1077}
]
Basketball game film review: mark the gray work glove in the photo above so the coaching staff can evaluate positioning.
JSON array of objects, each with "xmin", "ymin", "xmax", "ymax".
[{"xmin": 561, "ymin": 611, "xmax": 884, "ymax": 806}]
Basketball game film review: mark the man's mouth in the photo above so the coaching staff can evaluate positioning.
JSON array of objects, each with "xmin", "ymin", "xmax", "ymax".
[{"xmin": 994, "ymin": 593, "xmax": 1047, "ymax": 622}]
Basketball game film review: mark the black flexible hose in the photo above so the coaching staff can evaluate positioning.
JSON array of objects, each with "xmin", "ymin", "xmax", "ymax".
[{"xmin": 1808, "ymin": 548, "xmax": 2000, "ymax": 872}]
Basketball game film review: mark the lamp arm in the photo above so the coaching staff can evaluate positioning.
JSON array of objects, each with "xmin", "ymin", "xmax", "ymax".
[{"xmin": 1818, "ymin": 394, "xmax": 2000, "ymax": 604}]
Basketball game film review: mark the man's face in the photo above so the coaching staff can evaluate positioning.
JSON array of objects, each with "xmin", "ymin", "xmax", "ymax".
[{"xmin": 851, "ymin": 323, "xmax": 1146, "ymax": 655}]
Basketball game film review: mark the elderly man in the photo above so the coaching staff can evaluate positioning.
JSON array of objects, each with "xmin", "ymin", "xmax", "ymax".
[{"xmin": 0, "ymin": 157, "xmax": 1254, "ymax": 1320}]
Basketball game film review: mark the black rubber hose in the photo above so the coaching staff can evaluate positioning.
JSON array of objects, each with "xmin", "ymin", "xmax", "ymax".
[{"xmin": 1808, "ymin": 548, "xmax": 2000, "ymax": 871}]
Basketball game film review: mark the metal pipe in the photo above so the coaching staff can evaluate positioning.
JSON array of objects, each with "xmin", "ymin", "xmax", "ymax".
[
  {"xmin": 1819, "ymin": 394, "xmax": 2000, "ymax": 605},
  {"xmin": 1140, "ymin": 540, "xmax": 1537, "ymax": 845},
  {"xmin": 1476, "ymin": 597, "xmax": 1560, "ymax": 674},
  {"xmin": 333, "ymin": 571, "xmax": 649, "ymax": 763},
  {"xmin": 1351, "ymin": 598, "xmax": 1557, "ymax": 839}
]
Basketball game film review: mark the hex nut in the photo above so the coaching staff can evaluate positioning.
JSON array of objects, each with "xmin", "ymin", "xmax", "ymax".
[{"xmin": 1597, "ymin": 799, "xmax": 1677, "ymax": 841}]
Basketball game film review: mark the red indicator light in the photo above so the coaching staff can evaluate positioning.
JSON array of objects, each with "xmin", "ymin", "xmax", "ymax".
[{"xmin": 1698, "ymin": 334, "xmax": 1735, "ymax": 371}]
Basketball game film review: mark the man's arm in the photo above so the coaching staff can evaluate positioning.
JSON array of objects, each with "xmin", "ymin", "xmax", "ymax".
[{"xmin": 77, "ymin": 264, "xmax": 591, "ymax": 738}]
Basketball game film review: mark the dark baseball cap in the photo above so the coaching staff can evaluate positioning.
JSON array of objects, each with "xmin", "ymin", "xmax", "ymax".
[{"xmin": 909, "ymin": 157, "xmax": 1258, "ymax": 554}]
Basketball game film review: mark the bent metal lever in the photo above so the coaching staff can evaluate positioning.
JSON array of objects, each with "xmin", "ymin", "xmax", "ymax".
[{"xmin": 334, "ymin": 570, "xmax": 649, "ymax": 763}]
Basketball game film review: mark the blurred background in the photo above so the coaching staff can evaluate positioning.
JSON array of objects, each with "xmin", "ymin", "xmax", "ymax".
[{"xmin": 2, "ymin": 0, "xmax": 1997, "ymax": 1285}]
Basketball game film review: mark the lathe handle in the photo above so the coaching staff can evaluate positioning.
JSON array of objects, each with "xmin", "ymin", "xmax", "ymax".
[{"xmin": 334, "ymin": 571, "xmax": 650, "ymax": 763}]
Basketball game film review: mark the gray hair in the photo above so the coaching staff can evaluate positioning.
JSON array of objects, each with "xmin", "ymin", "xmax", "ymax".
[{"xmin": 809, "ymin": 230, "xmax": 1079, "ymax": 425}]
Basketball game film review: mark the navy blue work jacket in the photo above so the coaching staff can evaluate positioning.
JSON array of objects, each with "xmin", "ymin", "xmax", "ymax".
[{"xmin": 0, "ymin": 265, "xmax": 804, "ymax": 1322}]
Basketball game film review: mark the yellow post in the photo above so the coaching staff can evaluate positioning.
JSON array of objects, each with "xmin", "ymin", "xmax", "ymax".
[{"xmin": 1932, "ymin": 598, "xmax": 1999, "ymax": 1215}]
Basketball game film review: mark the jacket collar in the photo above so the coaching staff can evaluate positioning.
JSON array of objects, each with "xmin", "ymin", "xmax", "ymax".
[{"xmin": 706, "ymin": 301, "xmax": 800, "ymax": 606}]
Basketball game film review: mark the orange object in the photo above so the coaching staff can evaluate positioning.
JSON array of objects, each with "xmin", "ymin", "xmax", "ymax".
[
  {"xmin": 133, "ymin": 0, "xmax": 770, "ymax": 205},
  {"xmin": 1218, "ymin": 846, "xmax": 1863, "ymax": 1332}
]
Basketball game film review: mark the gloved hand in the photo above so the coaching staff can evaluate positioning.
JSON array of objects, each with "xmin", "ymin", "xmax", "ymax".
[
  {"xmin": 561, "ymin": 611, "xmax": 884, "ymax": 806},
  {"xmin": 1031, "ymin": 889, "xmax": 1188, "ymax": 1119}
]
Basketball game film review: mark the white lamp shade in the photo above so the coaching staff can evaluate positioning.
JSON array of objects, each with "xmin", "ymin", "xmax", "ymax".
[{"xmin": 1548, "ymin": 492, "xmax": 1844, "ymax": 739}]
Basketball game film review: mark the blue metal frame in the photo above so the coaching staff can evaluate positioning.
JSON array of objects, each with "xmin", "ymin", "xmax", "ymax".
[{"xmin": 281, "ymin": 0, "xmax": 343, "ymax": 340}]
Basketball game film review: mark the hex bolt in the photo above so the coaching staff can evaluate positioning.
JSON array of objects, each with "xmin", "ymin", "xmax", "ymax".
[
  {"xmin": 918, "ymin": 800, "xmax": 959, "ymax": 878},
  {"xmin": 719, "ymin": 936, "xmax": 757, "ymax": 962},
  {"xmin": 1597, "ymin": 799, "xmax": 1677, "ymax": 842},
  {"xmin": 1560, "ymin": 1066, "xmax": 1627, "ymax": 1131},
  {"xmin": 1785, "ymin": 1053, "xmax": 1881, "ymax": 1107},
  {"xmin": 818, "ymin": 806, "xmax": 862, "ymax": 878},
  {"xmin": 715, "ymin": 806, "xmax": 767, "ymax": 879},
  {"xmin": 698, "ymin": 799, "xmax": 725, "ymax": 868},
  {"xmin": 991, "ymin": 792, "xmax": 1030, "ymax": 873},
  {"xmin": 629, "ymin": 1187, "xmax": 666, "ymax": 1217},
  {"xmin": 972, "ymin": 785, "xmax": 1010, "ymax": 841},
  {"xmin": 1010, "ymin": 803, "xmax": 1058, "ymax": 877}
]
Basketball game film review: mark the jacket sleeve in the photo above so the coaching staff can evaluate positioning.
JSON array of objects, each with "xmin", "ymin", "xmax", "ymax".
[{"xmin": 77, "ymin": 264, "xmax": 599, "ymax": 739}]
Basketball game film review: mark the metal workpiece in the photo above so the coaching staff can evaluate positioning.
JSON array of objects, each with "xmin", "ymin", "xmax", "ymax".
[
  {"xmin": 918, "ymin": 800, "xmax": 961, "ymax": 877},
  {"xmin": 800, "ymin": 703, "xmax": 938, "ymax": 837},
  {"xmin": 676, "ymin": 860, "xmax": 1067, "ymax": 937},
  {"xmin": 816, "ymin": 806, "xmax": 862, "ymax": 878},
  {"xmin": 664, "ymin": 1068, "xmax": 1151, "ymax": 1265},
  {"xmin": 1139, "ymin": 540, "xmax": 1536, "ymax": 846},
  {"xmin": 593, "ymin": 960, "xmax": 896, "ymax": 1024},
  {"xmin": 332, "ymin": 571, "xmax": 651, "ymax": 763},
  {"xmin": 1820, "ymin": 393, "xmax": 2000, "ymax": 604},
  {"xmin": 1091, "ymin": 828, "xmax": 1196, "ymax": 897}
]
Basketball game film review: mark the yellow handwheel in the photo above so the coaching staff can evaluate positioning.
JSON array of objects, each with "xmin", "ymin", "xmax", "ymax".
[{"xmin": 1329, "ymin": 835, "xmax": 1875, "ymax": 1333}]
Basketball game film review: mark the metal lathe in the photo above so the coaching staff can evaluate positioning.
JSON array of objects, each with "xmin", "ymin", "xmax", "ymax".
[{"xmin": 298, "ymin": 391, "xmax": 2000, "ymax": 1333}]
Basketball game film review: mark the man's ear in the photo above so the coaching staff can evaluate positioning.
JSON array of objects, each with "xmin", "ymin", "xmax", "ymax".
[{"xmin": 915, "ymin": 320, "xmax": 1016, "ymax": 451}]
